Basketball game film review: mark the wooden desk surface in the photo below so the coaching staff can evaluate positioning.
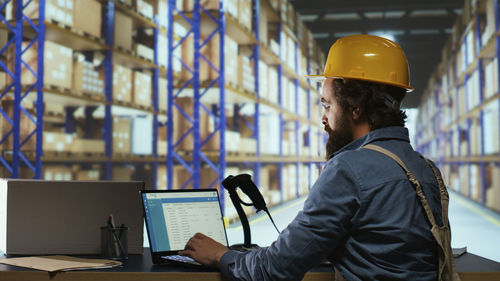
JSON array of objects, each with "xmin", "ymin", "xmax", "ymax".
[{"xmin": 1, "ymin": 249, "xmax": 500, "ymax": 281}]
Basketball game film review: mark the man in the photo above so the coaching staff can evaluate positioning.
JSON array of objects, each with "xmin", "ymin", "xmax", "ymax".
[{"xmin": 180, "ymin": 35, "xmax": 459, "ymax": 281}]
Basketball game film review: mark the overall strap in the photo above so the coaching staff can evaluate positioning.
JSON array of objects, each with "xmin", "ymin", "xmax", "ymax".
[
  {"xmin": 363, "ymin": 144, "xmax": 438, "ymax": 227},
  {"xmin": 419, "ymin": 155, "xmax": 449, "ymax": 226}
]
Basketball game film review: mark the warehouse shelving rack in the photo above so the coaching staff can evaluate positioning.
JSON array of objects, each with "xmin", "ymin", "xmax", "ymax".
[
  {"xmin": 166, "ymin": 0, "xmax": 325, "ymax": 211},
  {"xmin": 0, "ymin": 0, "xmax": 45, "ymax": 179},
  {"xmin": 0, "ymin": 0, "xmax": 326, "ymax": 216},
  {"xmin": 0, "ymin": 0, "xmax": 167, "ymax": 182},
  {"xmin": 416, "ymin": 0, "xmax": 500, "ymax": 212}
]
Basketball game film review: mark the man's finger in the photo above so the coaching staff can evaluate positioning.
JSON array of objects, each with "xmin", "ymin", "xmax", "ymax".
[{"xmin": 178, "ymin": 249, "xmax": 194, "ymax": 257}]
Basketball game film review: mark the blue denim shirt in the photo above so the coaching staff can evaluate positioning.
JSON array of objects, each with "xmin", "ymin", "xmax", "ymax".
[{"xmin": 220, "ymin": 127, "xmax": 442, "ymax": 281}]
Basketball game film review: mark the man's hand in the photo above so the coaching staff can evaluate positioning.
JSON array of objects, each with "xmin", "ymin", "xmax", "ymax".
[{"xmin": 179, "ymin": 233, "xmax": 229, "ymax": 268}]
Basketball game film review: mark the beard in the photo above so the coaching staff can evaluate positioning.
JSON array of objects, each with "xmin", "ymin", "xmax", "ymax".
[{"xmin": 324, "ymin": 113, "xmax": 354, "ymax": 159}]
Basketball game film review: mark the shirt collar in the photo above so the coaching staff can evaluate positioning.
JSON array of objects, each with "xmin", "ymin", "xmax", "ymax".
[{"xmin": 328, "ymin": 126, "xmax": 410, "ymax": 159}]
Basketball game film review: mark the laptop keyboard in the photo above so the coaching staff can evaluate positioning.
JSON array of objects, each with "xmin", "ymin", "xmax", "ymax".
[{"xmin": 162, "ymin": 255, "xmax": 202, "ymax": 266}]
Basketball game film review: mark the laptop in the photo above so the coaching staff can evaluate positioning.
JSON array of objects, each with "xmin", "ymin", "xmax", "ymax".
[{"xmin": 141, "ymin": 189, "xmax": 229, "ymax": 266}]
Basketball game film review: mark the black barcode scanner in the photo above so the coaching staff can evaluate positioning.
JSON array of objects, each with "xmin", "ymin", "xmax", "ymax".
[{"xmin": 222, "ymin": 174, "xmax": 280, "ymax": 250}]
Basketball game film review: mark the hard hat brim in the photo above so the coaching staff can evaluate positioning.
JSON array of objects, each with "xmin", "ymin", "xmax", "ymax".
[{"xmin": 305, "ymin": 74, "xmax": 414, "ymax": 93}]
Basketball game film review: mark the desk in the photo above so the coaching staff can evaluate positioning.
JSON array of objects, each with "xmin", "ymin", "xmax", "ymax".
[{"xmin": 1, "ymin": 248, "xmax": 500, "ymax": 281}]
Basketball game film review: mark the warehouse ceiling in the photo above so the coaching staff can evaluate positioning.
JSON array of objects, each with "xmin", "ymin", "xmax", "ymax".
[{"xmin": 290, "ymin": 0, "xmax": 463, "ymax": 108}]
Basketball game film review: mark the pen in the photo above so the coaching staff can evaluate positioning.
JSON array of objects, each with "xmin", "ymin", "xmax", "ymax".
[{"xmin": 108, "ymin": 214, "xmax": 124, "ymax": 257}]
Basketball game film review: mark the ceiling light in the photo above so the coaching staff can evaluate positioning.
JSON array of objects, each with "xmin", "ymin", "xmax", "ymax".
[
  {"xmin": 299, "ymin": 14, "xmax": 318, "ymax": 22},
  {"xmin": 410, "ymin": 9, "xmax": 448, "ymax": 17},
  {"xmin": 323, "ymin": 13, "xmax": 360, "ymax": 20}
]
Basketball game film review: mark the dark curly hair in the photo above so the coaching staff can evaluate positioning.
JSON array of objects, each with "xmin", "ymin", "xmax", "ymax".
[{"xmin": 331, "ymin": 79, "xmax": 408, "ymax": 129}]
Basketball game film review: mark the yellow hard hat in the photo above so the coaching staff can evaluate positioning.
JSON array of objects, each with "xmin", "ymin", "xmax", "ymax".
[{"xmin": 307, "ymin": 34, "xmax": 414, "ymax": 92}]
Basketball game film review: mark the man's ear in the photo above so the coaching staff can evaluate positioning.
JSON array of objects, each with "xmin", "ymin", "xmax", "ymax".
[{"xmin": 352, "ymin": 107, "xmax": 362, "ymax": 121}]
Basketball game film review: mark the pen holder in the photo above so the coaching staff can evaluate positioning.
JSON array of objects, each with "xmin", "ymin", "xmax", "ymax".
[{"xmin": 101, "ymin": 226, "xmax": 129, "ymax": 260}]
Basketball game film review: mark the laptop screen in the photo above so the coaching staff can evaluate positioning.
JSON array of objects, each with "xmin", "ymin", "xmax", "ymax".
[{"xmin": 142, "ymin": 189, "xmax": 228, "ymax": 253}]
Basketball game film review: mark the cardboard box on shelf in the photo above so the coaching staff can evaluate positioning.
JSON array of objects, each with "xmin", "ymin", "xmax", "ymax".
[
  {"xmin": 137, "ymin": 0, "xmax": 154, "ymax": 19},
  {"xmin": 43, "ymin": 132, "xmax": 74, "ymax": 152},
  {"xmin": 158, "ymin": 77, "xmax": 168, "ymax": 111},
  {"xmin": 238, "ymin": 0, "xmax": 252, "ymax": 31},
  {"xmin": 8, "ymin": 0, "xmax": 74, "ymax": 26},
  {"xmin": 136, "ymin": 43, "xmax": 154, "ymax": 61},
  {"xmin": 158, "ymin": 140, "xmax": 167, "ymax": 156},
  {"xmin": 131, "ymin": 117, "xmax": 153, "ymax": 155},
  {"xmin": 43, "ymin": 165, "xmax": 73, "ymax": 181},
  {"xmin": 133, "ymin": 71, "xmax": 152, "ymax": 107},
  {"xmin": 113, "ymin": 64, "xmax": 133, "ymax": 102},
  {"xmin": 70, "ymin": 138, "xmax": 105, "ymax": 154},
  {"xmin": 485, "ymin": 163, "xmax": 500, "ymax": 212},
  {"xmin": 73, "ymin": 54, "xmax": 104, "ymax": 95},
  {"xmin": 238, "ymin": 55, "xmax": 255, "ymax": 92},
  {"xmin": 8, "ymin": 40, "xmax": 73, "ymax": 89},
  {"xmin": 157, "ymin": 165, "xmax": 167, "ymax": 189},
  {"xmin": 1, "ymin": 99, "xmax": 37, "ymax": 151},
  {"xmin": 114, "ymin": 11, "xmax": 133, "ymax": 50},
  {"xmin": 225, "ymin": 36, "xmax": 239, "ymax": 86},
  {"xmin": 240, "ymin": 138, "xmax": 257, "ymax": 154},
  {"xmin": 73, "ymin": 0, "xmax": 101, "ymax": 38},
  {"xmin": 469, "ymin": 165, "xmax": 482, "ymax": 203},
  {"xmin": 113, "ymin": 118, "xmax": 131, "ymax": 154},
  {"xmin": 75, "ymin": 169, "xmax": 101, "ymax": 181},
  {"xmin": 158, "ymin": 35, "xmax": 168, "ymax": 69},
  {"xmin": 113, "ymin": 165, "xmax": 135, "ymax": 181}
]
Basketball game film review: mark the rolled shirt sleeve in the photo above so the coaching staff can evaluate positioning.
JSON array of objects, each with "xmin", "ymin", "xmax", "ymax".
[{"xmin": 219, "ymin": 157, "xmax": 361, "ymax": 281}]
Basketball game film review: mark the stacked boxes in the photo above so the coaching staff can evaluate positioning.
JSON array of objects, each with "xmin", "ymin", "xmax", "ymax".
[
  {"xmin": 70, "ymin": 138, "xmax": 105, "ymax": 154},
  {"xmin": 136, "ymin": 44, "xmax": 155, "ymax": 61},
  {"xmin": 73, "ymin": 54, "xmax": 104, "ymax": 95},
  {"xmin": 113, "ymin": 64, "xmax": 133, "ymax": 102},
  {"xmin": 8, "ymin": 0, "xmax": 74, "ymax": 26},
  {"xmin": 113, "ymin": 118, "xmax": 131, "ymax": 154},
  {"xmin": 115, "ymin": 11, "xmax": 133, "ymax": 50},
  {"xmin": 137, "ymin": 0, "xmax": 154, "ymax": 20},
  {"xmin": 43, "ymin": 166, "xmax": 73, "ymax": 181},
  {"xmin": 239, "ymin": 55, "xmax": 255, "ymax": 92},
  {"xmin": 43, "ymin": 132, "xmax": 74, "ymax": 152},
  {"xmin": 158, "ymin": 77, "xmax": 168, "ymax": 111},
  {"xmin": 133, "ymin": 71, "xmax": 152, "ymax": 107},
  {"xmin": 8, "ymin": 40, "xmax": 73, "ymax": 89},
  {"xmin": 73, "ymin": 0, "xmax": 101, "ymax": 37}
]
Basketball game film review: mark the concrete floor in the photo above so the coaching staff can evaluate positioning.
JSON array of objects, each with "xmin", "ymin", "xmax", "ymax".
[{"xmin": 226, "ymin": 191, "xmax": 500, "ymax": 262}]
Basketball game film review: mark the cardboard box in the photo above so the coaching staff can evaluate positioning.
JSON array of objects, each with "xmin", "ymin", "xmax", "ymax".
[
  {"xmin": 75, "ymin": 169, "xmax": 101, "ymax": 181},
  {"xmin": 485, "ymin": 164, "xmax": 500, "ymax": 211},
  {"xmin": 113, "ymin": 166, "xmax": 135, "ymax": 181},
  {"xmin": 238, "ymin": 0, "xmax": 252, "ymax": 31},
  {"xmin": 43, "ymin": 132, "xmax": 74, "ymax": 152},
  {"xmin": 157, "ymin": 140, "xmax": 167, "ymax": 156},
  {"xmin": 113, "ymin": 64, "xmax": 133, "ymax": 102},
  {"xmin": 136, "ymin": 43, "xmax": 154, "ymax": 61},
  {"xmin": 133, "ymin": 71, "xmax": 152, "ymax": 107},
  {"xmin": 131, "ymin": 117, "xmax": 153, "ymax": 155},
  {"xmin": 8, "ymin": 0, "xmax": 74, "ymax": 26},
  {"xmin": 1, "ymin": 99, "xmax": 38, "ymax": 151},
  {"xmin": 0, "ymin": 179, "xmax": 144, "ymax": 255},
  {"xmin": 113, "ymin": 118, "xmax": 131, "ymax": 154},
  {"xmin": 43, "ymin": 165, "xmax": 73, "ymax": 181},
  {"xmin": 157, "ymin": 165, "xmax": 167, "ymax": 189},
  {"xmin": 115, "ymin": 11, "xmax": 133, "ymax": 50},
  {"xmin": 8, "ymin": 40, "xmax": 73, "ymax": 89},
  {"xmin": 73, "ymin": 0, "xmax": 101, "ymax": 37},
  {"xmin": 137, "ymin": 0, "xmax": 154, "ymax": 19},
  {"xmin": 158, "ymin": 35, "xmax": 168, "ymax": 69},
  {"xmin": 73, "ymin": 54, "xmax": 104, "ymax": 95},
  {"xmin": 158, "ymin": 77, "xmax": 168, "ymax": 111},
  {"xmin": 70, "ymin": 138, "xmax": 105, "ymax": 154}
]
